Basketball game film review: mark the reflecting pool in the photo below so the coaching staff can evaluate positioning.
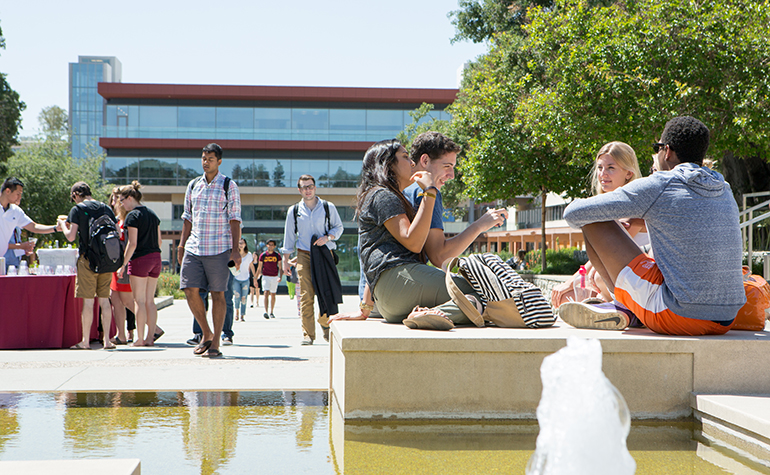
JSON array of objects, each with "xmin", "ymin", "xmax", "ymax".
[{"xmin": 0, "ymin": 392, "xmax": 763, "ymax": 474}]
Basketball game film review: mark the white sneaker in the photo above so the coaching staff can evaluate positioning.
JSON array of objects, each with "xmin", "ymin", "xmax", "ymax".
[{"xmin": 559, "ymin": 302, "xmax": 631, "ymax": 330}]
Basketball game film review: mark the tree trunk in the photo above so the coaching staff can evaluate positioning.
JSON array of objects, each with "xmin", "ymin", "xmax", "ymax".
[{"xmin": 541, "ymin": 189, "xmax": 547, "ymax": 272}]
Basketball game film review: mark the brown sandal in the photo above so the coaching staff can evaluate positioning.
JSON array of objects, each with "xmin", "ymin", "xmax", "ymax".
[{"xmin": 403, "ymin": 306, "xmax": 455, "ymax": 331}]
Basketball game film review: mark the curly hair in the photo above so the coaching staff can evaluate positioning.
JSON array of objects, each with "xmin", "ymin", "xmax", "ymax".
[
  {"xmin": 356, "ymin": 139, "xmax": 415, "ymax": 221},
  {"xmin": 409, "ymin": 131, "xmax": 461, "ymax": 164},
  {"xmin": 660, "ymin": 116, "xmax": 710, "ymax": 165}
]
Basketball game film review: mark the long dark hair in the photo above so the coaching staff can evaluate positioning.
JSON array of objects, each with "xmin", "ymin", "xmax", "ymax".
[{"xmin": 356, "ymin": 139, "xmax": 415, "ymax": 221}]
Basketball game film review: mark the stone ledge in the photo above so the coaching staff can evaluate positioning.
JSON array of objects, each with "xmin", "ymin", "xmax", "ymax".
[
  {"xmin": 0, "ymin": 458, "xmax": 141, "ymax": 475},
  {"xmin": 330, "ymin": 319, "xmax": 770, "ymax": 420}
]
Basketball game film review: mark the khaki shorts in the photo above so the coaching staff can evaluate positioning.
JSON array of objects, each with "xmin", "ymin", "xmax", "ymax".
[{"xmin": 75, "ymin": 256, "xmax": 112, "ymax": 298}]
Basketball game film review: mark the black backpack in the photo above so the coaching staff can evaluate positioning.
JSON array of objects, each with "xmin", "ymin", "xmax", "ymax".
[{"xmin": 81, "ymin": 204, "xmax": 124, "ymax": 274}]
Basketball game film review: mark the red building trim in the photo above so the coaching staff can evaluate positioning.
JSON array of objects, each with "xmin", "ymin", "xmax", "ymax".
[
  {"xmin": 98, "ymin": 83, "xmax": 458, "ymax": 104},
  {"xmin": 100, "ymin": 138, "xmax": 372, "ymax": 152}
]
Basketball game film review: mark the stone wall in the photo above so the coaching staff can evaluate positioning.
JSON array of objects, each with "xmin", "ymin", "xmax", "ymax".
[{"xmin": 519, "ymin": 274, "xmax": 570, "ymax": 304}]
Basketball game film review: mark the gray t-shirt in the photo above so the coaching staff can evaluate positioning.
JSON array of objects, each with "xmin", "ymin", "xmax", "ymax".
[{"xmin": 359, "ymin": 187, "xmax": 421, "ymax": 292}]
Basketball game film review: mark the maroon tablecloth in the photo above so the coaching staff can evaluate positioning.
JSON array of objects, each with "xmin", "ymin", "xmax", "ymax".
[{"xmin": 0, "ymin": 275, "xmax": 82, "ymax": 349}]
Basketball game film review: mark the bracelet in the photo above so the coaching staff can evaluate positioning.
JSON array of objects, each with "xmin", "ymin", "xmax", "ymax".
[
  {"xmin": 359, "ymin": 302, "xmax": 374, "ymax": 312},
  {"xmin": 418, "ymin": 191, "xmax": 436, "ymax": 199},
  {"xmin": 178, "ymin": 245, "xmax": 185, "ymax": 249}
]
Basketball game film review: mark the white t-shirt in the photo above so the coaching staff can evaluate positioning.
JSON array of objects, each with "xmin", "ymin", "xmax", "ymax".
[
  {"xmin": 235, "ymin": 252, "xmax": 253, "ymax": 281},
  {"xmin": 0, "ymin": 204, "xmax": 32, "ymax": 257}
]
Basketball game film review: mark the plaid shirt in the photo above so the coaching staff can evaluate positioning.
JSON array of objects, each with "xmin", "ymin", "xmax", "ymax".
[{"xmin": 181, "ymin": 172, "xmax": 242, "ymax": 256}]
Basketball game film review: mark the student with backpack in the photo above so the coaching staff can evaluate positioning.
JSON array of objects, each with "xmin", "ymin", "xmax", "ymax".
[
  {"xmin": 177, "ymin": 143, "xmax": 242, "ymax": 358},
  {"xmin": 280, "ymin": 174, "xmax": 343, "ymax": 345},
  {"xmin": 59, "ymin": 181, "xmax": 119, "ymax": 350}
]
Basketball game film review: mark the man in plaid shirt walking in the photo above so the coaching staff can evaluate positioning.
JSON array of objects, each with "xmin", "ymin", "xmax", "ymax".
[{"xmin": 177, "ymin": 143, "xmax": 242, "ymax": 358}]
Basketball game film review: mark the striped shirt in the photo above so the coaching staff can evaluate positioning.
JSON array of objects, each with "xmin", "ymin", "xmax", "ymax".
[{"xmin": 181, "ymin": 172, "xmax": 242, "ymax": 256}]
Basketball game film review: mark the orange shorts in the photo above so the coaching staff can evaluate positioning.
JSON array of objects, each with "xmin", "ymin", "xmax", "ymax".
[{"xmin": 614, "ymin": 254, "xmax": 734, "ymax": 336}]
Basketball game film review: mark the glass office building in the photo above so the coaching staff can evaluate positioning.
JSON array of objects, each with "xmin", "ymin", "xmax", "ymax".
[
  {"xmin": 97, "ymin": 83, "xmax": 457, "ymax": 284},
  {"xmin": 68, "ymin": 56, "xmax": 122, "ymax": 159}
]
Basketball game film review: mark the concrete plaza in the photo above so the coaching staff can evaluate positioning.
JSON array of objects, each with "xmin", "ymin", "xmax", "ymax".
[{"xmin": 0, "ymin": 294, "xmax": 360, "ymax": 393}]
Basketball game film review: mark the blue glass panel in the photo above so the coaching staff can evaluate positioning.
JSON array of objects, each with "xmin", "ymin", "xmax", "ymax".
[
  {"xmin": 139, "ymin": 158, "xmax": 177, "ymax": 185},
  {"xmin": 366, "ymin": 110, "xmax": 403, "ymax": 131},
  {"xmin": 106, "ymin": 106, "xmax": 118, "ymax": 127},
  {"xmin": 178, "ymin": 158, "xmax": 203, "ymax": 184},
  {"xmin": 329, "ymin": 110, "xmax": 365, "ymax": 131},
  {"xmin": 128, "ymin": 106, "xmax": 139, "ymax": 127},
  {"xmin": 252, "ymin": 159, "xmax": 278, "ymax": 187},
  {"xmin": 139, "ymin": 106, "xmax": 177, "ymax": 128},
  {"xmin": 220, "ymin": 159, "xmax": 255, "ymax": 187},
  {"xmin": 292, "ymin": 109, "xmax": 328, "ymax": 131},
  {"xmin": 178, "ymin": 107, "xmax": 215, "ymax": 128},
  {"xmin": 323, "ymin": 160, "xmax": 360, "ymax": 188},
  {"xmin": 254, "ymin": 108, "xmax": 291, "ymax": 129},
  {"xmin": 290, "ymin": 160, "xmax": 329, "ymax": 187},
  {"xmin": 216, "ymin": 108, "xmax": 254, "ymax": 129},
  {"xmin": 104, "ymin": 157, "xmax": 137, "ymax": 182}
]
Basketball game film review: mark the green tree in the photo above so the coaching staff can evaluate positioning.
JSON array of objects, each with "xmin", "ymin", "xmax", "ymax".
[
  {"xmin": 518, "ymin": 0, "xmax": 770, "ymax": 190},
  {"xmin": 7, "ymin": 139, "xmax": 107, "ymax": 245},
  {"xmin": 0, "ymin": 24, "xmax": 26, "ymax": 174},
  {"xmin": 449, "ymin": 0, "xmax": 548, "ymax": 43},
  {"xmin": 450, "ymin": 32, "xmax": 588, "ymax": 270},
  {"xmin": 38, "ymin": 105, "xmax": 68, "ymax": 141}
]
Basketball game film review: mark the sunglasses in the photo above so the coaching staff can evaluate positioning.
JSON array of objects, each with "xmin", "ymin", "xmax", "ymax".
[{"xmin": 652, "ymin": 143, "xmax": 667, "ymax": 153}]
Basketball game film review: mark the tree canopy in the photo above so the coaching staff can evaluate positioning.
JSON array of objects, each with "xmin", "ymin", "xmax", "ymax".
[
  {"xmin": 450, "ymin": 0, "xmax": 770, "ymax": 201},
  {"xmin": 38, "ymin": 105, "xmax": 68, "ymax": 141},
  {"xmin": 0, "ymin": 24, "xmax": 26, "ymax": 174},
  {"xmin": 7, "ymin": 139, "xmax": 107, "ymax": 244}
]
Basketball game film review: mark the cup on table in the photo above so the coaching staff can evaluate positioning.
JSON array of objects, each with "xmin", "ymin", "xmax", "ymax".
[{"xmin": 7, "ymin": 266, "xmax": 17, "ymax": 276}]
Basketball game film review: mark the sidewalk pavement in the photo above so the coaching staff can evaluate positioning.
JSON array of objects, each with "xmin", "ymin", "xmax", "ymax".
[{"xmin": 0, "ymin": 294, "xmax": 360, "ymax": 393}]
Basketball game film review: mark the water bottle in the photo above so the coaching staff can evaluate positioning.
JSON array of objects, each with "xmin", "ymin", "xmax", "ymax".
[
  {"xmin": 573, "ymin": 265, "xmax": 590, "ymax": 302},
  {"xmin": 54, "ymin": 240, "xmax": 59, "ymax": 249}
]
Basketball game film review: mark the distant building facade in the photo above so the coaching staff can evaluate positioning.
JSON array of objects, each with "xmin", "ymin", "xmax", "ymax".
[
  {"xmin": 68, "ymin": 56, "xmax": 122, "ymax": 158},
  {"xmin": 95, "ymin": 82, "xmax": 456, "ymax": 281}
]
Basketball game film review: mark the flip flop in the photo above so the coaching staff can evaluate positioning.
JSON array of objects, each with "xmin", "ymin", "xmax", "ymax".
[
  {"xmin": 110, "ymin": 338, "xmax": 127, "ymax": 345},
  {"xmin": 70, "ymin": 343, "xmax": 90, "ymax": 350},
  {"xmin": 153, "ymin": 329, "xmax": 165, "ymax": 342},
  {"xmin": 403, "ymin": 306, "xmax": 455, "ymax": 331},
  {"xmin": 103, "ymin": 342, "xmax": 116, "ymax": 350},
  {"xmin": 202, "ymin": 348, "xmax": 223, "ymax": 358},
  {"xmin": 193, "ymin": 340, "xmax": 212, "ymax": 355}
]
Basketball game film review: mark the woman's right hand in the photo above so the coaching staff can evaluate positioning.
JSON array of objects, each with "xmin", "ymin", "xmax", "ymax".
[{"xmin": 410, "ymin": 171, "xmax": 435, "ymax": 191}]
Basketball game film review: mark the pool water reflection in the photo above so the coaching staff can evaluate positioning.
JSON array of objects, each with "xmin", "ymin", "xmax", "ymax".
[{"xmin": 0, "ymin": 392, "xmax": 760, "ymax": 474}]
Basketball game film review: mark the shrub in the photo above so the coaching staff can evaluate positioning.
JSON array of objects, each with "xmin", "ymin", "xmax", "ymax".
[
  {"xmin": 156, "ymin": 271, "xmax": 185, "ymax": 299},
  {"xmin": 523, "ymin": 247, "xmax": 586, "ymax": 275}
]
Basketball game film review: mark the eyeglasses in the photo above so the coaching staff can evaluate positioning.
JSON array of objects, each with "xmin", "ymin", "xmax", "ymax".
[
  {"xmin": 119, "ymin": 197, "xmax": 126, "ymax": 202},
  {"xmin": 299, "ymin": 185, "xmax": 315, "ymax": 191},
  {"xmin": 652, "ymin": 143, "xmax": 667, "ymax": 153}
]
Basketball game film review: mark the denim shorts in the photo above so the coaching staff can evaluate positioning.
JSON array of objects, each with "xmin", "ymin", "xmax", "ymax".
[{"xmin": 180, "ymin": 250, "xmax": 231, "ymax": 292}]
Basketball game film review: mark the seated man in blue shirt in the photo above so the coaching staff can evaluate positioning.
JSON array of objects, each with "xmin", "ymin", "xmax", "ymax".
[{"xmin": 404, "ymin": 131, "xmax": 508, "ymax": 268}]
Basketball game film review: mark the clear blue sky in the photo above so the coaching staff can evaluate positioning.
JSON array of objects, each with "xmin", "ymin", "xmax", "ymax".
[{"xmin": 0, "ymin": 0, "xmax": 488, "ymax": 136}]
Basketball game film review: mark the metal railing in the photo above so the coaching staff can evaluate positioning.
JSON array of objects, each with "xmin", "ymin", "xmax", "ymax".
[{"xmin": 740, "ymin": 191, "xmax": 770, "ymax": 279}]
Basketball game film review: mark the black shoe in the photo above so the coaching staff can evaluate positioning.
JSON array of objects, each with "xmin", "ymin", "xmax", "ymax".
[
  {"xmin": 270, "ymin": 313, "xmax": 275, "ymax": 319},
  {"xmin": 222, "ymin": 336, "xmax": 233, "ymax": 346},
  {"xmin": 186, "ymin": 334, "xmax": 202, "ymax": 346},
  {"xmin": 264, "ymin": 312, "xmax": 270, "ymax": 319}
]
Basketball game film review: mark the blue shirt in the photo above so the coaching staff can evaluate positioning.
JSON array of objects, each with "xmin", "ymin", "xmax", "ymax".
[
  {"xmin": 281, "ymin": 198, "xmax": 343, "ymax": 254},
  {"xmin": 403, "ymin": 182, "xmax": 444, "ymax": 230}
]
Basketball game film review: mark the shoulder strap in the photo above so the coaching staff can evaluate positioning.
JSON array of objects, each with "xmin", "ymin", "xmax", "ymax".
[
  {"xmin": 223, "ymin": 176, "xmax": 231, "ymax": 202},
  {"xmin": 293, "ymin": 202, "xmax": 301, "ymax": 235},
  {"xmin": 323, "ymin": 200, "xmax": 331, "ymax": 235}
]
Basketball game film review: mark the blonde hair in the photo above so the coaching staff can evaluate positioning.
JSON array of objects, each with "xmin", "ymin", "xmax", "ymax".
[
  {"xmin": 110, "ymin": 186, "xmax": 128, "ymax": 221},
  {"xmin": 590, "ymin": 142, "xmax": 642, "ymax": 195}
]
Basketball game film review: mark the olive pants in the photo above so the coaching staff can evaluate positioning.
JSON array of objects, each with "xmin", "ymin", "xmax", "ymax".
[{"xmin": 373, "ymin": 263, "xmax": 478, "ymax": 325}]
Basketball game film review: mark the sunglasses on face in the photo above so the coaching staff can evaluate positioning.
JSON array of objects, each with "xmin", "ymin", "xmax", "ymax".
[{"xmin": 652, "ymin": 143, "xmax": 667, "ymax": 153}]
